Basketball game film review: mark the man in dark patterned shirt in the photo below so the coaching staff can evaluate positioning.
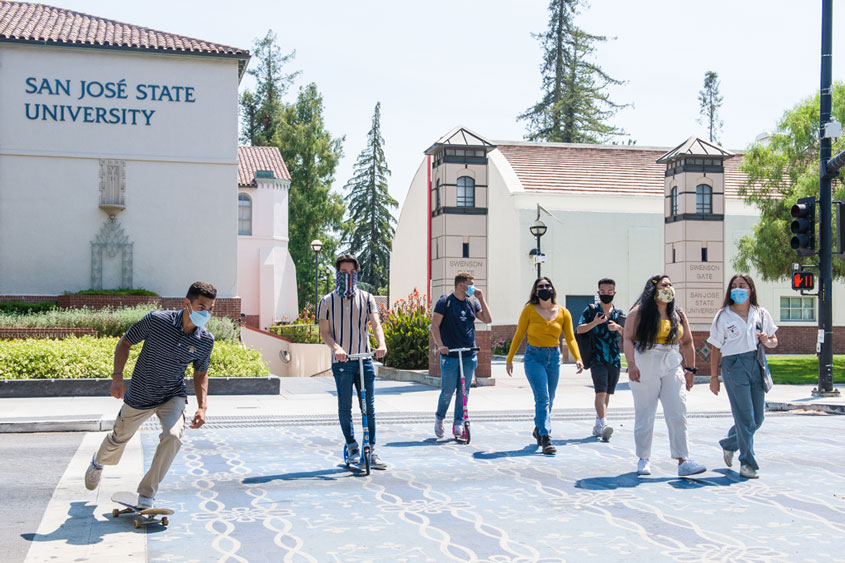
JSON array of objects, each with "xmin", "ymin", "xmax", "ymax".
[
  {"xmin": 84, "ymin": 282, "xmax": 216, "ymax": 509},
  {"xmin": 577, "ymin": 278, "xmax": 625, "ymax": 442}
]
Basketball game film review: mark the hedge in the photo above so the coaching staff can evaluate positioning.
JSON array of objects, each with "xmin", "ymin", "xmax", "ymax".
[
  {"xmin": 0, "ymin": 301, "xmax": 58, "ymax": 315},
  {"xmin": 0, "ymin": 336, "xmax": 269, "ymax": 379},
  {"xmin": 0, "ymin": 305, "xmax": 237, "ymax": 341},
  {"xmin": 64, "ymin": 288, "xmax": 159, "ymax": 296}
]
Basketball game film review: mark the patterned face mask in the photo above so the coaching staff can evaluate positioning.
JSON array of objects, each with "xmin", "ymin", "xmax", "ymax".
[
  {"xmin": 336, "ymin": 270, "xmax": 358, "ymax": 298},
  {"xmin": 656, "ymin": 286, "xmax": 675, "ymax": 303}
]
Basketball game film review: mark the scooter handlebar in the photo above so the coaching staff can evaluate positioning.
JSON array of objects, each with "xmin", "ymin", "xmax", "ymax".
[
  {"xmin": 347, "ymin": 352, "xmax": 376, "ymax": 360},
  {"xmin": 447, "ymin": 347, "xmax": 480, "ymax": 353}
]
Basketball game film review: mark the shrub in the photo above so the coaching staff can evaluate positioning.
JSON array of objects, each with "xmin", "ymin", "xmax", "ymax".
[
  {"xmin": 0, "ymin": 301, "xmax": 57, "ymax": 314},
  {"xmin": 381, "ymin": 290, "xmax": 430, "ymax": 370},
  {"xmin": 64, "ymin": 288, "xmax": 159, "ymax": 296},
  {"xmin": 0, "ymin": 336, "xmax": 268, "ymax": 379},
  {"xmin": 492, "ymin": 336, "xmax": 511, "ymax": 355},
  {"xmin": 0, "ymin": 305, "xmax": 238, "ymax": 342},
  {"xmin": 269, "ymin": 307, "xmax": 321, "ymax": 344}
]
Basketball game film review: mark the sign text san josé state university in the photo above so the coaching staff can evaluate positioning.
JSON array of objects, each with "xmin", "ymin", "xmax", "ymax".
[{"xmin": 23, "ymin": 77, "xmax": 197, "ymax": 126}]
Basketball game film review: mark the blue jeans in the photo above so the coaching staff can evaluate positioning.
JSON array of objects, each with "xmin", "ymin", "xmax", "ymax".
[
  {"xmin": 332, "ymin": 359, "xmax": 376, "ymax": 447},
  {"xmin": 719, "ymin": 351, "xmax": 765, "ymax": 470},
  {"xmin": 524, "ymin": 345, "xmax": 561, "ymax": 436},
  {"xmin": 436, "ymin": 354, "xmax": 477, "ymax": 424}
]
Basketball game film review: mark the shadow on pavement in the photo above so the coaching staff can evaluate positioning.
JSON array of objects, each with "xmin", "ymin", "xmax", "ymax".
[
  {"xmin": 21, "ymin": 501, "xmax": 167, "ymax": 545},
  {"xmin": 242, "ymin": 467, "xmax": 353, "ymax": 483},
  {"xmin": 383, "ymin": 438, "xmax": 453, "ymax": 448},
  {"xmin": 473, "ymin": 444, "xmax": 539, "ymax": 459},
  {"xmin": 575, "ymin": 469, "xmax": 742, "ymax": 490}
]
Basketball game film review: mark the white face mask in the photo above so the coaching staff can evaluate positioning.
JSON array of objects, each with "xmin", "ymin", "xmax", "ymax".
[{"xmin": 656, "ymin": 286, "xmax": 675, "ymax": 304}]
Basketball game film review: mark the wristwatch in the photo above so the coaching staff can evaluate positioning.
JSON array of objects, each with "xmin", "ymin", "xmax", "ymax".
[{"xmin": 683, "ymin": 366, "xmax": 698, "ymax": 374}]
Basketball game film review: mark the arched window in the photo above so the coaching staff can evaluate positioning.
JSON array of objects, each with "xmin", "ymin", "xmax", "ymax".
[
  {"xmin": 238, "ymin": 193, "xmax": 252, "ymax": 235},
  {"xmin": 696, "ymin": 184, "xmax": 712, "ymax": 214},
  {"xmin": 670, "ymin": 186, "xmax": 678, "ymax": 216},
  {"xmin": 457, "ymin": 176, "xmax": 475, "ymax": 207}
]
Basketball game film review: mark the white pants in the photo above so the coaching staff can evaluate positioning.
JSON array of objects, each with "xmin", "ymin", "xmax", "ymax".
[{"xmin": 631, "ymin": 344, "xmax": 689, "ymax": 460}]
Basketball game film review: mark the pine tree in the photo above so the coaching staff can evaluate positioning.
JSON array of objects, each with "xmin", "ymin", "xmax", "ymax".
[
  {"xmin": 519, "ymin": 0, "xmax": 626, "ymax": 143},
  {"xmin": 341, "ymin": 102, "xmax": 397, "ymax": 292},
  {"xmin": 239, "ymin": 30, "xmax": 299, "ymax": 146},
  {"xmin": 698, "ymin": 71, "xmax": 724, "ymax": 144}
]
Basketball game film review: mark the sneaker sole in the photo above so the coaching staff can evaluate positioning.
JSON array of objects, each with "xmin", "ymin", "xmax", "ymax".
[
  {"xmin": 601, "ymin": 427, "xmax": 613, "ymax": 441},
  {"xmin": 723, "ymin": 450, "xmax": 733, "ymax": 468},
  {"xmin": 740, "ymin": 473, "xmax": 759, "ymax": 479},
  {"xmin": 637, "ymin": 469, "xmax": 651, "ymax": 476},
  {"xmin": 679, "ymin": 468, "xmax": 707, "ymax": 477}
]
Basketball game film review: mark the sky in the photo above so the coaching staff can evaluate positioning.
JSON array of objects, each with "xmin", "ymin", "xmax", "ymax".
[{"xmin": 39, "ymin": 0, "xmax": 845, "ymax": 214}]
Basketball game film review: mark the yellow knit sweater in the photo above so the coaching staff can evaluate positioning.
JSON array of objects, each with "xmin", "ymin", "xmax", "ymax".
[{"xmin": 505, "ymin": 304, "xmax": 582, "ymax": 363}]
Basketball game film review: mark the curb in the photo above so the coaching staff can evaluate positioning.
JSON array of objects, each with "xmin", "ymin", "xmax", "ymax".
[
  {"xmin": 765, "ymin": 401, "xmax": 845, "ymax": 415},
  {"xmin": 376, "ymin": 366, "xmax": 496, "ymax": 388},
  {"xmin": 0, "ymin": 376, "xmax": 281, "ymax": 398}
]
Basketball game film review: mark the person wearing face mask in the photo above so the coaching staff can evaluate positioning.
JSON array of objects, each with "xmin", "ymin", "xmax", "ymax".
[
  {"xmin": 577, "ymin": 278, "xmax": 625, "ymax": 441},
  {"xmin": 707, "ymin": 273, "xmax": 778, "ymax": 479},
  {"xmin": 505, "ymin": 277, "xmax": 583, "ymax": 455},
  {"xmin": 84, "ymin": 282, "xmax": 217, "ymax": 509},
  {"xmin": 431, "ymin": 272, "xmax": 493, "ymax": 439},
  {"xmin": 318, "ymin": 254, "xmax": 389, "ymax": 469},
  {"xmin": 623, "ymin": 275, "xmax": 706, "ymax": 477}
]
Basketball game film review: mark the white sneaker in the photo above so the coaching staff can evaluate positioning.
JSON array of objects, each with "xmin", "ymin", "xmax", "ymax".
[
  {"xmin": 601, "ymin": 425, "xmax": 613, "ymax": 442},
  {"xmin": 592, "ymin": 423, "xmax": 602, "ymax": 437},
  {"xmin": 678, "ymin": 459, "xmax": 706, "ymax": 477},
  {"xmin": 637, "ymin": 458, "xmax": 651, "ymax": 475},
  {"xmin": 84, "ymin": 455, "xmax": 103, "ymax": 490},
  {"xmin": 723, "ymin": 448, "xmax": 734, "ymax": 468},
  {"xmin": 434, "ymin": 417, "xmax": 444, "ymax": 438},
  {"xmin": 740, "ymin": 465, "xmax": 759, "ymax": 479},
  {"xmin": 369, "ymin": 450, "xmax": 387, "ymax": 470},
  {"xmin": 137, "ymin": 495, "xmax": 154, "ymax": 509},
  {"xmin": 453, "ymin": 422, "xmax": 463, "ymax": 437}
]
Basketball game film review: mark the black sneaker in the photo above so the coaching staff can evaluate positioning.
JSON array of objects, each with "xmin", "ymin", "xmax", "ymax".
[
  {"xmin": 541, "ymin": 435, "xmax": 556, "ymax": 455},
  {"xmin": 532, "ymin": 426, "xmax": 541, "ymax": 446}
]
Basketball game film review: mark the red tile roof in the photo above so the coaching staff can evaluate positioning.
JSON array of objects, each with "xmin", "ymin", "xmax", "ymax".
[
  {"xmin": 238, "ymin": 146, "xmax": 291, "ymax": 186},
  {"xmin": 0, "ymin": 1, "xmax": 249, "ymax": 58},
  {"xmin": 495, "ymin": 142, "xmax": 748, "ymax": 199}
]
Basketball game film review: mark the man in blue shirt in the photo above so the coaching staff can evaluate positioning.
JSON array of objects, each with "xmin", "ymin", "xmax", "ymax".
[
  {"xmin": 430, "ymin": 272, "xmax": 492, "ymax": 438},
  {"xmin": 84, "ymin": 282, "xmax": 216, "ymax": 509},
  {"xmin": 577, "ymin": 278, "xmax": 625, "ymax": 441}
]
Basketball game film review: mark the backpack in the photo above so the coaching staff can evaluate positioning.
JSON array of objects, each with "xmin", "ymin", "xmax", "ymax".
[{"xmin": 575, "ymin": 305, "xmax": 596, "ymax": 369}]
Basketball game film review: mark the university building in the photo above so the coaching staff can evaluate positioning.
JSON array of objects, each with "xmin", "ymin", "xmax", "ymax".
[
  {"xmin": 0, "ymin": 2, "xmax": 297, "ymax": 327},
  {"xmin": 391, "ymin": 127, "xmax": 844, "ymax": 375}
]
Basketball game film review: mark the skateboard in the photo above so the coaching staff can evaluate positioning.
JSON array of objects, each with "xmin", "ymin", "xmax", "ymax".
[{"xmin": 110, "ymin": 491, "xmax": 174, "ymax": 528}]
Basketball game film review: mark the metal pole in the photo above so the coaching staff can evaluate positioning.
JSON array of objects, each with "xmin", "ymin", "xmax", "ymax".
[
  {"xmin": 536, "ymin": 235, "xmax": 542, "ymax": 278},
  {"xmin": 314, "ymin": 250, "xmax": 319, "ymax": 313},
  {"xmin": 817, "ymin": 0, "xmax": 837, "ymax": 395}
]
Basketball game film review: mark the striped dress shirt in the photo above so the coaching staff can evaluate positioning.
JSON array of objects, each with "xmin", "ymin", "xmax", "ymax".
[{"xmin": 318, "ymin": 289, "xmax": 377, "ymax": 361}]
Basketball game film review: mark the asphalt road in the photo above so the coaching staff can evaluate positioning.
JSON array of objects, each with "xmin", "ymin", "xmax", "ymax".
[{"xmin": 0, "ymin": 432, "xmax": 83, "ymax": 563}]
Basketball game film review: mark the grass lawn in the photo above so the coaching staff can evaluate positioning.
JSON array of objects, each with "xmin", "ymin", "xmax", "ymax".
[{"xmin": 766, "ymin": 354, "xmax": 845, "ymax": 385}]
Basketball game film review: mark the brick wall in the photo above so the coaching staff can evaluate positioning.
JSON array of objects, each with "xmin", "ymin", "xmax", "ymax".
[
  {"xmin": 160, "ymin": 297, "xmax": 241, "ymax": 322},
  {"xmin": 427, "ymin": 330, "xmax": 492, "ymax": 379},
  {"xmin": 57, "ymin": 295, "xmax": 159, "ymax": 309},
  {"xmin": 242, "ymin": 315, "xmax": 260, "ymax": 329}
]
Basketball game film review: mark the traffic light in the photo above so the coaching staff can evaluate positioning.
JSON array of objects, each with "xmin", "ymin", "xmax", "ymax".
[
  {"xmin": 791, "ymin": 270, "xmax": 815, "ymax": 290},
  {"xmin": 790, "ymin": 196, "xmax": 816, "ymax": 257}
]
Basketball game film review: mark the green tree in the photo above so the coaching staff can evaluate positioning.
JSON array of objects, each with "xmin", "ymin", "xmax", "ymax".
[
  {"xmin": 735, "ymin": 82, "xmax": 845, "ymax": 280},
  {"xmin": 341, "ymin": 102, "xmax": 397, "ymax": 293},
  {"xmin": 519, "ymin": 0, "xmax": 626, "ymax": 143},
  {"xmin": 698, "ymin": 71, "xmax": 724, "ymax": 144},
  {"xmin": 239, "ymin": 30, "xmax": 299, "ymax": 146},
  {"xmin": 275, "ymin": 83, "xmax": 346, "ymax": 308}
]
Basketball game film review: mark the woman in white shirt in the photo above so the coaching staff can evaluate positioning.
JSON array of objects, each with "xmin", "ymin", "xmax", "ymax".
[{"xmin": 707, "ymin": 274, "xmax": 778, "ymax": 479}]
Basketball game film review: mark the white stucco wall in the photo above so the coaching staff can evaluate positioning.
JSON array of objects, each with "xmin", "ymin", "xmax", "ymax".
[
  {"xmin": 389, "ymin": 157, "xmax": 429, "ymax": 302},
  {"xmin": 0, "ymin": 44, "xmax": 240, "ymax": 296}
]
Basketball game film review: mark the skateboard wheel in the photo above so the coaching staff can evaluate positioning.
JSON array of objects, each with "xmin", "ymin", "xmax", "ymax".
[
  {"xmin": 134, "ymin": 519, "xmax": 141, "ymax": 529},
  {"xmin": 161, "ymin": 517, "xmax": 169, "ymax": 526},
  {"xmin": 112, "ymin": 509, "xmax": 120, "ymax": 517}
]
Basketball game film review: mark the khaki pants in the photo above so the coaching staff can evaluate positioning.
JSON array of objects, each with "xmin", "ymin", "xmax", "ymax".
[{"xmin": 96, "ymin": 396, "xmax": 187, "ymax": 498}]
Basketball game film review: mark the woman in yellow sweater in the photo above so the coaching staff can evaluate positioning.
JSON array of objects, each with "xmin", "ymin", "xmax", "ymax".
[{"xmin": 506, "ymin": 277, "xmax": 583, "ymax": 455}]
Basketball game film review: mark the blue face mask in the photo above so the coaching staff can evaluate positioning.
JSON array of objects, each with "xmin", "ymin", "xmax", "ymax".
[
  {"xmin": 730, "ymin": 288, "xmax": 749, "ymax": 304},
  {"xmin": 188, "ymin": 305, "xmax": 211, "ymax": 328},
  {"xmin": 466, "ymin": 285, "xmax": 476, "ymax": 297}
]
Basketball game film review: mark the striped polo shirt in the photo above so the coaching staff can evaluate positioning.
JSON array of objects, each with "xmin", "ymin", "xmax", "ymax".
[
  {"xmin": 123, "ymin": 310, "xmax": 215, "ymax": 410},
  {"xmin": 318, "ymin": 289, "xmax": 377, "ymax": 362}
]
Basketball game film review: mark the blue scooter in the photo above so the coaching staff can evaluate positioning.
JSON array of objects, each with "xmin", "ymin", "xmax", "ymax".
[{"xmin": 344, "ymin": 352, "xmax": 375, "ymax": 475}]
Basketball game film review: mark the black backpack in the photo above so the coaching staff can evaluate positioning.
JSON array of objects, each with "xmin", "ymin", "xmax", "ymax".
[{"xmin": 575, "ymin": 305, "xmax": 596, "ymax": 370}]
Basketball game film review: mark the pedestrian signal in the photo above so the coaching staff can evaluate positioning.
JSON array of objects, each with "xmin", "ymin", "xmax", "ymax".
[
  {"xmin": 791, "ymin": 270, "xmax": 815, "ymax": 291},
  {"xmin": 790, "ymin": 197, "xmax": 816, "ymax": 257}
]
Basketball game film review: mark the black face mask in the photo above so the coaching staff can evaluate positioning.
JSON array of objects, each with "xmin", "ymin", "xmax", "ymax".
[
  {"xmin": 537, "ymin": 288, "xmax": 554, "ymax": 301},
  {"xmin": 599, "ymin": 294, "xmax": 614, "ymax": 304}
]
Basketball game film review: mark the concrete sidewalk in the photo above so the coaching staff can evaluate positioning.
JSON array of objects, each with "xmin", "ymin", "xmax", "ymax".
[{"xmin": 1, "ymin": 360, "xmax": 842, "ymax": 433}]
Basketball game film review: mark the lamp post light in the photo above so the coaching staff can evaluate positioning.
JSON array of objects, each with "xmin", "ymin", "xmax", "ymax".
[
  {"xmin": 310, "ymin": 239, "xmax": 323, "ymax": 312},
  {"xmin": 529, "ymin": 219, "xmax": 547, "ymax": 278}
]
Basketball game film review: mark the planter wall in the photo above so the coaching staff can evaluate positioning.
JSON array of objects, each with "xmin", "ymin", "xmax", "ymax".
[{"xmin": 0, "ymin": 376, "xmax": 280, "ymax": 398}]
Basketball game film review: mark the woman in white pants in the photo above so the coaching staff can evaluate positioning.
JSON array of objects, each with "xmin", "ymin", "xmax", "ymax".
[{"xmin": 623, "ymin": 275, "xmax": 706, "ymax": 477}]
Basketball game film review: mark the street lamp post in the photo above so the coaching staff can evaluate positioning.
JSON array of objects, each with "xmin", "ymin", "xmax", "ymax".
[
  {"xmin": 529, "ymin": 219, "xmax": 547, "ymax": 278},
  {"xmin": 310, "ymin": 239, "xmax": 323, "ymax": 312}
]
